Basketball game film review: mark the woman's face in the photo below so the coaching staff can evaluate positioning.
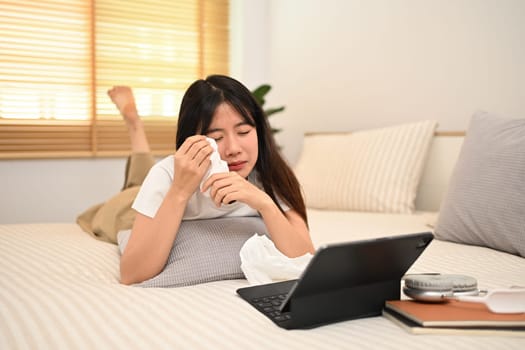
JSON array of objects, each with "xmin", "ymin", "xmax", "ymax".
[{"xmin": 205, "ymin": 102, "xmax": 258, "ymax": 178}]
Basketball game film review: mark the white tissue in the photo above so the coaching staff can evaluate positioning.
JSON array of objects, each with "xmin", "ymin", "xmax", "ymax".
[
  {"xmin": 240, "ymin": 234, "xmax": 313, "ymax": 285},
  {"xmin": 200, "ymin": 137, "xmax": 229, "ymax": 196}
]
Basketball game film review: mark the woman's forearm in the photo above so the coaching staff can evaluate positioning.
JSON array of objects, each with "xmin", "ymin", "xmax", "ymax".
[
  {"xmin": 120, "ymin": 190, "xmax": 189, "ymax": 285},
  {"xmin": 258, "ymin": 203, "xmax": 314, "ymax": 258}
]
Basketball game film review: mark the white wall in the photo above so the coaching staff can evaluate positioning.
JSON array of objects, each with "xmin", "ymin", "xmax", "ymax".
[
  {"xmin": 230, "ymin": 0, "xmax": 270, "ymax": 88},
  {"xmin": 0, "ymin": 158, "xmax": 128, "ymax": 224},
  {"xmin": 267, "ymin": 0, "xmax": 525, "ymax": 163},
  {"xmin": 1, "ymin": 0, "xmax": 524, "ymax": 224}
]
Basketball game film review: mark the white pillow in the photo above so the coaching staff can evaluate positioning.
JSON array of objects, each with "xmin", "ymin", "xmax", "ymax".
[{"xmin": 294, "ymin": 120, "xmax": 437, "ymax": 213}]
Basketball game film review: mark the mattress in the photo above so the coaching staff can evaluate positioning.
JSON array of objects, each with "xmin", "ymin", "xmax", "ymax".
[{"xmin": 1, "ymin": 215, "xmax": 524, "ymax": 350}]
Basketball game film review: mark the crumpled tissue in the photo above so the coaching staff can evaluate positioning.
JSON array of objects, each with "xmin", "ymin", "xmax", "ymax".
[
  {"xmin": 240, "ymin": 234, "xmax": 313, "ymax": 285},
  {"xmin": 200, "ymin": 137, "xmax": 228, "ymax": 196}
]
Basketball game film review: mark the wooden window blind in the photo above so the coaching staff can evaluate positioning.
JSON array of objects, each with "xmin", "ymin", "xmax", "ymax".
[{"xmin": 0, "ymin": 0, "xmax": 229, "ymax": 159}]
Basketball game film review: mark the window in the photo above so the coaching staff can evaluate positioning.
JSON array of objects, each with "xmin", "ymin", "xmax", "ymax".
[{"xmin": 0, "ymin": 0, "xmax": 229, "ymax": 158}]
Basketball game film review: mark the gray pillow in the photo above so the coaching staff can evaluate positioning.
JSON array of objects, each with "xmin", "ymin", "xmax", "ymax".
[
  {"xmin": 118, "ymin": 216, "xmax": 268, "ymax": 287},
  {"xmin": 434, "ymin": 111, "xmax": 525, "ymax": 257}
]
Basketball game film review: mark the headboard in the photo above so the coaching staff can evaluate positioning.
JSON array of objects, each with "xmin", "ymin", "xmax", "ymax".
[{"xmin": 415, "ymin": 131, "xmax": 465, "ymax": 211}]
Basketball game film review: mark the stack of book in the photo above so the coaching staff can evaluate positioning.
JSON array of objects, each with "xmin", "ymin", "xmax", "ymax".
[{"xmin": 383, "ymin": 299, "xmax": 525, "ymax": 336}]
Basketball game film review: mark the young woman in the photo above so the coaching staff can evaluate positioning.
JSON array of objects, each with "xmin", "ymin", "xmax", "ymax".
[{"xmin": 80, "ymin": 75, "xmax": 314, "ymax": 285}]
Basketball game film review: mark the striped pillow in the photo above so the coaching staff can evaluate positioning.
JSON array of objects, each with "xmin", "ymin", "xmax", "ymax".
[
  {"xmin": 294, "ymin": 120, "xmax": 437, "ymax": 213},
  {"xmin": 434, "ymin": 112, "xmax": 525, "ymax": 257},
  {"xmin": 118, "ymin": 217, "xmax": 268, "ymax": 288}
]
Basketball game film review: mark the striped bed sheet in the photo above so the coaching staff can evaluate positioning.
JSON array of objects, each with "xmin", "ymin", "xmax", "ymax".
[{"xmin": 1, "ymin": 217, "xmax": 524, "ymax": 350}]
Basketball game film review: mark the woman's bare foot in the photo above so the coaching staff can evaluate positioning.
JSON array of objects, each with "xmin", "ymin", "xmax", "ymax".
[
  {"xmin": 107, "ymin": 86, "xmax": 140, "ymax": 125},
  {"xmin": 107, "ymin": 86, "xmax": 150, "ymax": 153}
]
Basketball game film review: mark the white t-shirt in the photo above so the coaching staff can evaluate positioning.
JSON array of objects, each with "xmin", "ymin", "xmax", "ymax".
[{"xmin": 132, "ymin": 155, "xmax": 289, "ymax": 219}]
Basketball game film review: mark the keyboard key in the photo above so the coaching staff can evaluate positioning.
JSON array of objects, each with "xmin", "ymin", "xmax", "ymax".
[{"xmin": 250, "ymin": 294, "xmax": 291, "ymax": 323}]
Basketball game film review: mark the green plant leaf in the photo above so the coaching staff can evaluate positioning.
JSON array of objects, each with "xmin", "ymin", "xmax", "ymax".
[
  {"xmin": 250, "ymin": 84, "xmax": 285, "ymax": 137},
  {"xmin": 265, "ymin": 106, "xmax": 285, "ymax": 118},
  {"xmin": 251, "ymin": 84, "xmax": 271, "ymax": 105}
]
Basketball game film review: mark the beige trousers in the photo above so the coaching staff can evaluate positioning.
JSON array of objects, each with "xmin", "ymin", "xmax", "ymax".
[{"xmin": 76, "ymin": 153, "xmax": 156, "ymax": 244}]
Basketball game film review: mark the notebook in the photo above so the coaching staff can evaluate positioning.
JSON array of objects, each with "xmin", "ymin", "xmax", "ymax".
[
  {"xmin": 383, "ymin": 299, "xmax": 525, "ymax": 336},
  {"xmin": 237, "ymin": 231, "xmax": 434, "ymax": 329}
]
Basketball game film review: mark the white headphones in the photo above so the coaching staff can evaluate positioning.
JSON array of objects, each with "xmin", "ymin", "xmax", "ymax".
[
  {"xmin": 402, "ymin": 273, "xmax": 525, "ymax": 313},
  {"xmin": 402, "ymin": 274, "xmax": 480, "ymax": 302}
]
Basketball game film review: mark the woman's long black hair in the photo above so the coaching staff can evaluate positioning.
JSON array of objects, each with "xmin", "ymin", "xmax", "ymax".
[{"xmin": 175, "ymin": 75, "xmax": 307, "ymax": 225}]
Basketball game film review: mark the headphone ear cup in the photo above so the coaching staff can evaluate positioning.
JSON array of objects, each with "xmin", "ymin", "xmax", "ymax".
[
  {"xmin": 446, "ymin": 274, "xmax": 478, "ymax": 292},
  {"xmin": 404, "ymin": 275, "xmax": 454, "ymax": 291},
  {"xmin": 404, "ymin": 274, "xmax": 478, "ymax": 292},
  {"xmin": 403, "ymin": 274, "xmax": 479, "ymax": 302}
]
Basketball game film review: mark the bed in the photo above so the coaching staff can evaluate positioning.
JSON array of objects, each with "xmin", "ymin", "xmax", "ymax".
[{"xmin": 1, "ymin": 115, "xmax": 524, "ymax": 349}]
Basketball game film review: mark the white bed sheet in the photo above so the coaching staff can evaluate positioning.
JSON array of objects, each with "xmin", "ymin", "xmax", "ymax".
[{"xmin": 1, "ymin": 217, "xmax": 524, "ymax": 350}]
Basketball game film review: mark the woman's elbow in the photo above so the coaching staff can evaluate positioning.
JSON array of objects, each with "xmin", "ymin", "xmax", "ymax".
[
  {"xmin": 119, "ymin": 256, "xmax": 144, "ymax": 285},
  {"xmin": 119, "ymin": 256, "xmax": 163, "ymax": 285},
  {"xmin": 119, "ymin": 262, "xmax": 136, "ymax": 285},
  {"xmin": 120, "ymin": 276, "xmax": 134, "ymax": 285},
  {"xmin": 283, "ymin": 242, "xmax": 315, "ymax": 258}
]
